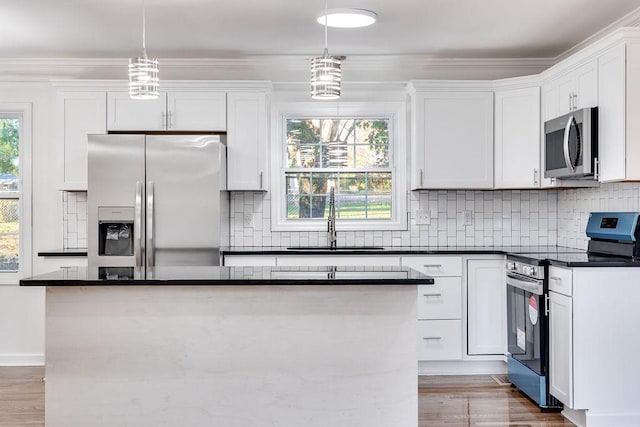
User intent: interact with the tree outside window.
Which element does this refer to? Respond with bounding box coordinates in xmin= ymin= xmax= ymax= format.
xmin=285 ymin=118 xmax=392 ymax=220
xmin=0 ymin=117 xmax=20 ymax=271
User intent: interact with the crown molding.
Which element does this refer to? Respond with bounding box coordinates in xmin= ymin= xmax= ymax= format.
xmin=0 ymin=56 xmax=553 ymax=82
xmin=554 ymin=6 xmax=640 ymax=62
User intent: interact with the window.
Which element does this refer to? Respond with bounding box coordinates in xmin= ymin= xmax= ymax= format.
xmin=0 ymin=104 xmax=31 ymax=282
xmin=271 ymin=102 xmax=406 ymax=231
xmin=0 ymin=115 xmax=20 ymax=272
xmin=286 ymin=118 xmax=392 ymax=220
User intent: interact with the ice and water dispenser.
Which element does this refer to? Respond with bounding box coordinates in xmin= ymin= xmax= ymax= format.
xmin=97 ymin=207 xmax=134 ymax=257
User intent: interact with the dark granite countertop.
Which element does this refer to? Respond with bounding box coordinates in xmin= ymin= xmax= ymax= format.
xmin=38 ymin=248 xmax=88 ymax=257
xmin=19 ymin=265 xmax=434 ymax=286
xmin=221 ymin=245 xmax=583 ymax=256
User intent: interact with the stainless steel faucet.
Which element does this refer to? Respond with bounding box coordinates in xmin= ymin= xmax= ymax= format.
xmin=327 ymin=187 xmax=337 ymax=249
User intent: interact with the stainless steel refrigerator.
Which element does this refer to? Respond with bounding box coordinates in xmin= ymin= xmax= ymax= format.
xmin=87 ymin=134 xmax=228 ymax=276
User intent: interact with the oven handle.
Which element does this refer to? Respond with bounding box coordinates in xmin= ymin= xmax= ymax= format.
xmin=506 ymin=274 xmax=544 ymax=295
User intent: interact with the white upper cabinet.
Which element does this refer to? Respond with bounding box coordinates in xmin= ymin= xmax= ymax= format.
xmin=56 ymin=91 xmax=106 ymax=190
xmin=226 ymin=91 xmax=268 ymax=191
xmin=550 ymin=60 xmax=598 ymax=118
xmin=494 ymin=86 xmax=541 ymax=189
xmin=597 ymin=42 xmax=640 ymax=182
xmin=166 ymin=92 xmax=226 ymax=131
xmin=410 ymin=85 xmax=494 ymax=189
xmin=107 ymin=91 xmax=226 ymax=131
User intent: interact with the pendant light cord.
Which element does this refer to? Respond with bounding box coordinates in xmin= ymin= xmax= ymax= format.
xmin=142 ymin=2 xmax=147 ymax=55
xmin=324 ymin=0 xmax=328 ymax=52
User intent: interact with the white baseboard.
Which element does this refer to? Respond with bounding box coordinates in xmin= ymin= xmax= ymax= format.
xmin=0 ymin=353 xmax=44 ymax=366
xmin=418 ymin=360 xmax=507 ymax=375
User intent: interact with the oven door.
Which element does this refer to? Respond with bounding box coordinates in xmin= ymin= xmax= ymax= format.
xmin=506 ymin=273 xmax=545 ymax=376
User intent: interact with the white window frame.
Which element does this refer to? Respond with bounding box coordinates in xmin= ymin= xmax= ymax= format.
xmin=270 ymin=101 xmax=407 ymax=231
xmin=0 ymin=103 xmax=32 ymax=285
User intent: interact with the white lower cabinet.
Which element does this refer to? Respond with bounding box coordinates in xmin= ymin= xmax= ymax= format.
xmin=549 ymin=290 xmax=573 ymax=407
xmin=402 ymin=256 xmax=463 ymax=361
xmin=223 ymin=255 xmax=277 ymax=266
xmin=275 ymin=255 xmax=400 ymax=267
xmin=417 ymin=320 xmax=463 ymax=361
xmin=417 ymin=278 xmax=461 ymax=320
xmin=466 ymin=259 xmax=506 ymax=355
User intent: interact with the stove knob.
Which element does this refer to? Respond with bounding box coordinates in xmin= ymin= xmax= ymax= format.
xmin=506 ymin=262 xmax=516 ymax=271
xmin=523 ymin=266 xmax=536 ymax=276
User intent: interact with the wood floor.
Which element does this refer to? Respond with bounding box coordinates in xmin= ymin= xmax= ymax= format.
xmin=0 ymin=367 xmax=574 ymax=426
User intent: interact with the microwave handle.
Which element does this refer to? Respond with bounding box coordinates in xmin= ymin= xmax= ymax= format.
xmin=562 ymin=115 xmax=575 ymax=172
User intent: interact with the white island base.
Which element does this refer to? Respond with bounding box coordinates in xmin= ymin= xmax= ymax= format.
xmin=44 ymin=285 xmax=418 ymax=427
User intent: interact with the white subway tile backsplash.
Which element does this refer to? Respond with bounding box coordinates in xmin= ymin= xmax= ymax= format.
xmin=65 ymin=185 xmax=639 ymax=250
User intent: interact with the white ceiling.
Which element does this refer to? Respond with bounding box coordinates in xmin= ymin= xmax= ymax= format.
xmin=2 ymin=0 xmax=640 ymax=59
xmin=2 ymin=0 xmax=640 ymax=82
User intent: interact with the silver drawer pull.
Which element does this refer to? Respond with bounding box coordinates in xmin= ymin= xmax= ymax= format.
xmin=422 ymin=293 xmax=442 ymax=297
xmin=423 ymin=337 xmax=442 ymax=340
xmin=550 ymin=276 xmax=562 ymax=281
xmin=423 ymin=264 xmax=442 ymax=268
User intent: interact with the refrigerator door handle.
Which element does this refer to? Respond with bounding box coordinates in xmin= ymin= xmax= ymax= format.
xmin=134 ymin=181 xmax=143 ymax=267
xmin=147 ymin=181 xmax=155 ymax=267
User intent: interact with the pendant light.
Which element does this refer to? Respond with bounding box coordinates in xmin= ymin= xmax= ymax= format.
xmin=311 ymin=1 xmax=342 ymax=100
xmin=129 ymin=2 xmax=159 ymax=100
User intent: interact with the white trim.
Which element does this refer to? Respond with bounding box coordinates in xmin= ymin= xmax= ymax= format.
xmin=0 ymin=104 xmax=33 ymax=283
xmin=418 ymin=360 xmax=507 ymax=375
xmin=270 ymin=101 xmax=407 ymax=231
xmin=0 ymin=353 xmax=44 ymax=366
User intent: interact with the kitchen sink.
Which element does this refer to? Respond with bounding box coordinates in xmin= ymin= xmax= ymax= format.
xmin=286 ymin=246 xmax=385 ymax=251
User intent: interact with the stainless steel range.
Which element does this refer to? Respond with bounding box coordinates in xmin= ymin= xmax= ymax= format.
xmin=505 ymin=255 xmax=563 ymax=410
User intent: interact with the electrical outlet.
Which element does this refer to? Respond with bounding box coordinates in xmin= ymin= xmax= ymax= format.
xmin=462 ymin=210 xmax=473 ymax=226
xmin=243 ymin=213 xmax=254 ymax=228
xmin=416 ymin=209 xmax=430 ymax=225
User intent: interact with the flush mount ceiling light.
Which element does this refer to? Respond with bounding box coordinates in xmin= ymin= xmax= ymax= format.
xmin=316 ymin=8 xmax=377 ymax=28
xmin=129 ymin=3 xmax=159 ymax=100
xmin=311 ymin=2 xmax=343 ymax=100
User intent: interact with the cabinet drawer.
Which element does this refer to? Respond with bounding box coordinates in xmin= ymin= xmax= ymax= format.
xmin=417 ymin=319 xmax=462 ymax=361
xmin=549 ymin=266 xmax=572 ymax=296
xmin=401 ymin=256 xmax=462 ymax=276
xmin=417 ymin=277 xmax=462 ymax=320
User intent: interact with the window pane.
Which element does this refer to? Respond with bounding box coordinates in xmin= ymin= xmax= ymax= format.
xmin=284 ymin=117 xmax=392 ymax=223
xmin=0 ymin=117 xmax=19 ymax=272
xmin=0 ymin=118 xmax=20 ymax=192
xmin=0 ymin=196 xmax=19 ymax=271
xmin=286 ymin=118 xmax=390 ymax=170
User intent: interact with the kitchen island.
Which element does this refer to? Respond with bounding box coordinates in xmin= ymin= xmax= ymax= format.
xmin=20 ymin=266 xmax=431 ymax=427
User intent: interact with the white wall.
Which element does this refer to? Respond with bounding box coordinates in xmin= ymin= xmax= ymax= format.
xmin=0 ymin=82 xmax=61 ymax=365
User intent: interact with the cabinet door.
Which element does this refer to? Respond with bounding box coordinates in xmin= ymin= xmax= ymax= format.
xmin=598 ymin=44 xmax=626 ymax=182
xmin=223 ymin=255 xmax=277 ymax=266
xmin=494 ymin=87 xmax=541 ymax=189
xmin=57 ymin=91 xmax=106 ymax=190
xmin=466 ymin=259 xmax=506 ymax=355
xmin=276 ymin=255 xmax=400 ymax=267
xmin=417 ymin=91 xmax=494 ymax=189
xmin=166 ymin=91 xmax=226 ymax=131
xmin=557 ymin=74 xmax=575 ymax=116
xmin=107 ymin=91 xmax=166 ymax=131
xmin=549 ymin=291 xmax=573 ymax=408
xmin=227 ymin=92 xmax=268 ymax=191
xmin=575 ymin=60 xmax=598 ymax=109
xmin=542 ymin=80 xmax=560 ymax=122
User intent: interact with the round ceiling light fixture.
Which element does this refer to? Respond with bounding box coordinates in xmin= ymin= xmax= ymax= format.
xmin=316 ymin=8 xmax=377 ymax=28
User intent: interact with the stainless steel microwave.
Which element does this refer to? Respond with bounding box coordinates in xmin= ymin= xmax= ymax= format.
xmin=544 ymin=107 xmax=598 ymax=179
